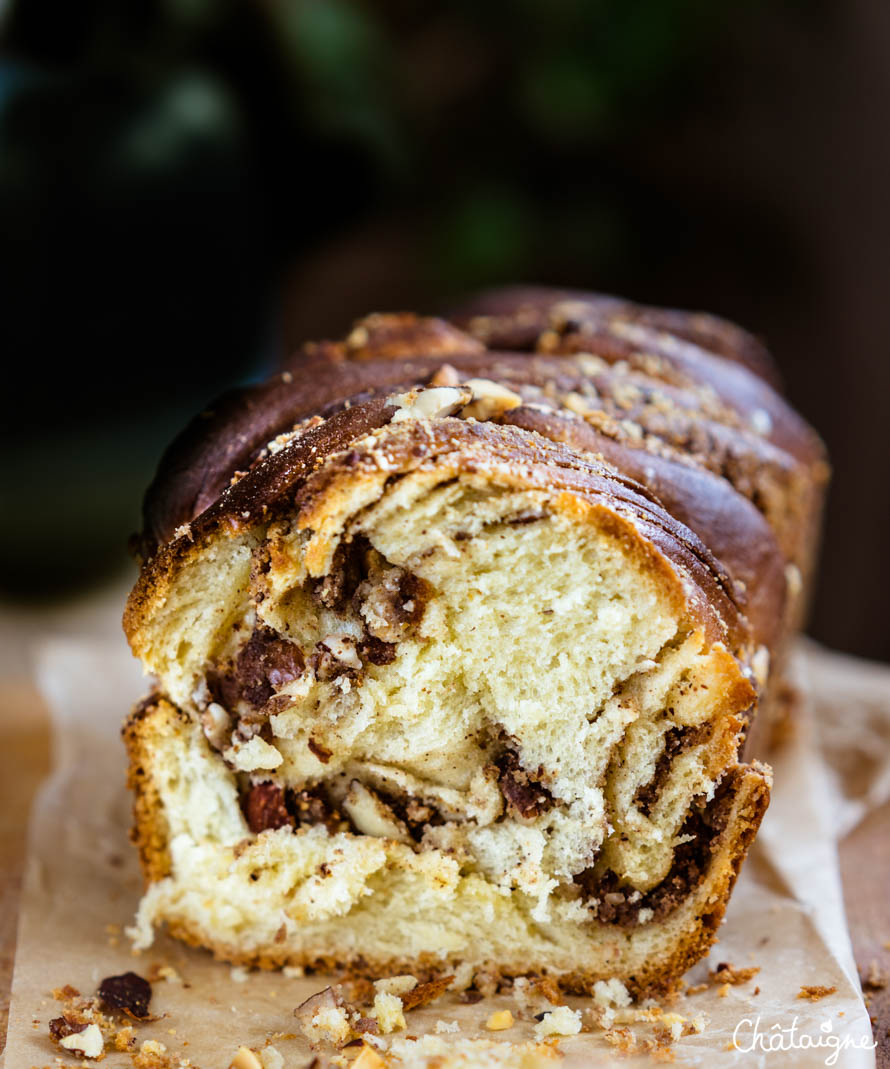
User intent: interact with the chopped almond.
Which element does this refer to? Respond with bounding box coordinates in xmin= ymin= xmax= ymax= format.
xmin=351 ymin=1045 xmax=387 ymax=1068
xmin=230 ymin=1047 xmax=263 ymax=1069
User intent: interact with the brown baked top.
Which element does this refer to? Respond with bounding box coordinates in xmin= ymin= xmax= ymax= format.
xmin=135 ymin=287 xmax=828 ymax=656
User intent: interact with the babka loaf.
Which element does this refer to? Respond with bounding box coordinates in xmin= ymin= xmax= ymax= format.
xmin=123 ymin=287 xmax=827 ymax=997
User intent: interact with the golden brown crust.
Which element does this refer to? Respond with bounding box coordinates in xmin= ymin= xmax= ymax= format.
xmin=122 ymin=695 xmax=175 ymax=884
xmin=137 ymin=296 xmax=825 ymax=571
xmin=500 ymin=403 xmax=787 ymax=652
xmin=447 ymin=285 xmax=782 ymax=388
xmin=131 ymin=294 xmax=826 ymax=698
xmin=125 ymin=412 xmax=753 ymax=666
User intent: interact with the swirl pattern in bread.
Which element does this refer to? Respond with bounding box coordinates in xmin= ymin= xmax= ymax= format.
xmin=123 ymin=288 xmax=826 ymax=996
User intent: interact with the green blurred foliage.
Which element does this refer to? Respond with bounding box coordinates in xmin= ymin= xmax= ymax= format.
xmin=0 ymin=0 xmax=776 ymax=597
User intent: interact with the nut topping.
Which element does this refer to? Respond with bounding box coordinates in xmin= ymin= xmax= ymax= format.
xmin=462 ymin=378 xmax=523 ymax=421
xmin=388 ymin=386 xmax=472 ymax=422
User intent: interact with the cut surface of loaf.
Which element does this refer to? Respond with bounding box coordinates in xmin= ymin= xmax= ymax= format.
xmin=123 ymin=288 xmax=825 ymax=997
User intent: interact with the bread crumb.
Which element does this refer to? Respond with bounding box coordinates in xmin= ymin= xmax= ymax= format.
xmin=448 ymin=963 xmax=475 ymax=992
xmin=134 ymin=1039 xmax=169 ymax=1069
xmin=148 ymin=964 xmax=181 ymax=984
xmin=114 ymin=1027 xmax=137 ymax=1052
xmin=370 ymin=992 xmax=407 ymax=1034
xmin=798 ymin=985 xmax=837 ymax=1002
xmin=311 ymin=1005 xmax=354 ymax=1046
xmin=230 ymin=966 xmax=250 ymax=983
xmin=660 ymin=1013 xmax=685 ymax=1042
xmin=373 ymin=975 xmax=417 ymax=998
xmin=512 ymin=976 xmax=563 ymax=1016
xmin=709 ymin=962 xmax=760 ymax=985
xmin=486 ymin=1010 xmax=514 ymax=1031
xmin=603 ymin=1026 xmax=636 ymax=1052
xmin=589 ymin=977 xmax=632 ymax=1027
xmin=435 ymin=1020 xmax=460 ymax=1034
xmin=592 ymin=978 xmax=631 ymax=1010
xmin=534 ymin=1005 xmax=582 ymax=1038
xmin=402 ymin=976 xmax=454 ymax=1011
xmin=52 ymin=984 xmax=81 ymax=1001
xmin=385 ymin=1034 xmax=559 ymax=1067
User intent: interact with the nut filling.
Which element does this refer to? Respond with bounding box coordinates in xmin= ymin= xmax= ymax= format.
xmin=235 ymin=760 xmax=738 ymax=927
xmin=202 ymin=541 xmax=431 ymax=739
xmin=207 ymin=625 xmax=304 ymax=713
xmin=145 ymin=481 xmax=755 ymax=934
xmin=577 ymin=773 xmax=739 ymax=927
xmin=125 ymin=440 xmax=771 ymax=996
xmin=241 ymin=781 xmax=346 ymax=835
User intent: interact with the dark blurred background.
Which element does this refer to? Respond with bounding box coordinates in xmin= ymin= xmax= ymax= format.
xmin=1 ymin=0 xmax=887 ymax=661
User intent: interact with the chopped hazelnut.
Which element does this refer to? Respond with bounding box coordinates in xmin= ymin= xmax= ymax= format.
xmin=344 ymin=782 xmax=412 ymax=843
xmin=230 ymin=1047 xmax=264 ymax=1069
xmin=202 ymin=702 xmax=231 ymax=750
xmin=351 ymin=1045 xmax=387 ymax=1069
xmin=388 ymin=386 xmax=472 ymax=422
xmin=98 ymin=971 xmax=153 ymax=1019
xmin=462 ymin=378 xmax=523 ymax=421
xmin=429 ymin=364 xmax=461 ymax=387
xmin=259 ymin=1046 xmax=284 ymax=1069
xmin=321 ymin=633 xmax=362 ymax=670
xmin=59 ymin=1023 xmax=104 ymax=1059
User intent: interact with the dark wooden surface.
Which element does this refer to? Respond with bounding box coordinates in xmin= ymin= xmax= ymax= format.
xmin=840 ymin=799 xmax=890 ymax=1065
xmin=0 ymin=682 xmax=50 ymax=1058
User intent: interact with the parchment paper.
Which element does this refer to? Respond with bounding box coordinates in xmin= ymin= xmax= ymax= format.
xmin=4 ymin=635 xmax=885 ymax=1067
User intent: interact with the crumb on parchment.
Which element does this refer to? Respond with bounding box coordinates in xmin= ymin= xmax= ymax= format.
xmin=708 ymin=962 xmax=761 ymax=986
xmin=797 ymin=985 xmax=837 ymax=1002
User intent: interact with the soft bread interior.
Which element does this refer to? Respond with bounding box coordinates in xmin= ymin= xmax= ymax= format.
xmin=127 ymin=699 xmax=768 ymax=995
xmin=126 ymin=467 xmax=765 ymax=991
